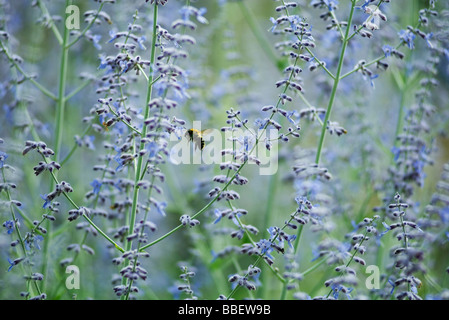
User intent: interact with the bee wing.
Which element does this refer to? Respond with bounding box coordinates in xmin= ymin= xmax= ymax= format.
xmin=195 ymin=141 xmax=201 ymax=150
xmin=193 ymin=137 xmax=204 ymax=150
xmin=201 ymin=129 xmax=214 ymax=136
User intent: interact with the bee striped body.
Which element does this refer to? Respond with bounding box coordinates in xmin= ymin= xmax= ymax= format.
xmin=185 ymin=128 xmax=211 ymax=150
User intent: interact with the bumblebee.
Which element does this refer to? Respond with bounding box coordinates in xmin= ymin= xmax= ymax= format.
xmin=185 ymin=128 xmax=212 ymax=150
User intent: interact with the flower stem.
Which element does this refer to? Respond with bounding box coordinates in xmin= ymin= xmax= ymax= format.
xmin=120 ymin=3 xmax=159 ymax=300
xmin=1 ymin=168 xmax=42 ymax=297
xmin=315 ymin=0 xmax=357 ymax=165
xmin=41 ymin=1 xmax=71 ymax=291
xmin=124 ymin=1 xmax=158 ymax=253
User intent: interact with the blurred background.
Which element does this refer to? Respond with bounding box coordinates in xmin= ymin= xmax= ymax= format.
xmin=0 ymin=0 xmax=448 ymax=299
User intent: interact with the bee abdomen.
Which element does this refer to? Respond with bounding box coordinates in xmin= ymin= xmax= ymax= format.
xmin=201 ymin=139 xmax=205 ymax=150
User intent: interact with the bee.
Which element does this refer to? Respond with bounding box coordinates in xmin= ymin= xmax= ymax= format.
xmin=185 ymin=128 xmax=213 ymax=151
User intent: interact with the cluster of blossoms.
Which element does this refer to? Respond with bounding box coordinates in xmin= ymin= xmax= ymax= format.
xmin=379 ymin=193 xmax=425 ymax=300
xmin=86 ymin=2 xmax=209 ymax=298
xmin=173 ymin=264 xmax=198 ymax=299
xmin=0 ymin=140 xmax=49 ymax=300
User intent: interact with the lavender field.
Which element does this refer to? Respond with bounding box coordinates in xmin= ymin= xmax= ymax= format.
xmin=0 ymin=0 xmax=449 ymax=301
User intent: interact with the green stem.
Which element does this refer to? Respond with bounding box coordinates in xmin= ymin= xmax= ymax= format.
xmin=302 ymin=257 xmax=327 ymax=277
xmin=325 ymin=217 xmax=376 ymax=299
xmin=226 ymin=213 xmax=299 ymax=300
xmin=139 ymin=162 xmax=246 ymax=251
xmin=53 ymin=3 xmax=70 ymax=163
xmin=262 ymin=172 xmax=277 ymax=238
xmin=124 ymin=1 xmax=158 ymax=252
xmin=279 ymin=222 xmax=305 ymax=300
xmin=106 ymin=103 xmax=142 ymax=135
xmin=121 ymin=3 xmax=159 ymax=300
xmin=23 ymin=98 xmax=122 ymax=253
xmin=64 ymin=79 xmax=92 ymax=102
xmin=43 ymin=163 xmax=125 ymax=252
xmin=2 ymin=168 xmax=42 ymax=298
xmin=315 ymin=0 xmax=357 ymax=165
xmin=41 ymin=1 xmax=71 ymax=291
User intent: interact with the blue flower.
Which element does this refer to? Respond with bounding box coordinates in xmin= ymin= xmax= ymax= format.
xmin=112 ymin=121 xmax=127 ymax=136
xmin=359 ymin=0 xmax=370 ymax=10
xmin=256 ymin=239 xmax=274 ymax=260
xmin=382 ymin=45 xmax=394 ymax=57
xmin=210 ymin=250 xmax=219 ymax=262
xmin=196 ymin=8 xmax=208 ymax=24
xmin=369 ymin=74 xmax=379 ymax=88
xmin=287 ymin=15 xmax=302 ymax=31
xmin=0 ymin=83 xmax=6 ymax=99
xmin=25 ymin=235 xmax=43 ymax=251
xmin=387 ymin=279 xmax=396 ymax=296
xmin=424 ymin=32 xmax=433 ymax=48
xmin=119 ymin=60 xmax=129 ymax=74
xmin=3 ymin=104 xmax=13 ymax=122
xmin=284 ymin=234 xmax=297 ymax=249
xmin=137 ymin=35 xmax=147 ymax=50
xmin=40 ymin=194 xmax=51 ymax=209
xmin=243 ymin=136 xmax=249 ymax=152
xmin=113 ymin=146 xmax=124 ymax=172
xmin=439 ymin=207 xmax=449 ymax=224
xmin=98 ymin=54 xmax=108 ymax=69
xmin=269 ymin=17 xmax=278 ymax=33
xmin=155 ymin=201 xmax=167 ymax=216
xmin=380 ymin=221 xmax=391 ymax=238
xmin=6 ymin=257 xmax=23 ymax=272
xmin=3 ymin=220 xmax=14 ymax=234
xmin=168 ymin=283 xmax=182 ymax=299
xmin=350 ymin=220 xmax=358 ymax=232
xmin=85 ymin=135 xmax=96 ymax=150
xmin=286 ymin=110 xmax=297 ymax=125
xmin=323 ymin=0 xmax=339 ymax=11
xmin=268 ymin=226 xmax=296 ymax=249
xmin=92 ymin=34 xmax=102 ymax=50
xmin=398 ymin=29 xmax=416 ymax=49
xmin=331 ymin=284 xmax=353 ymax=300
xmin=180 ymin=6 xmax=208 ymax=24
xmin=90 ymin=179 xmax=102 ymax=195
xmin=213 ymin=208 xmax=223 ymax=224
xmin=0 ymin=151 xmax=8 ymax=168
xmin=255 ymin=118 xmax=268 ymax=130
xmin=7 ymin=258 xmax=15 ymax=272
xmin=108 ymin=29 xmax=119 ymax=43
xmin=337 ymin=242 xmax=351 ymax=254
xmin=391 ymin=146 xmax=400 ymax=162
